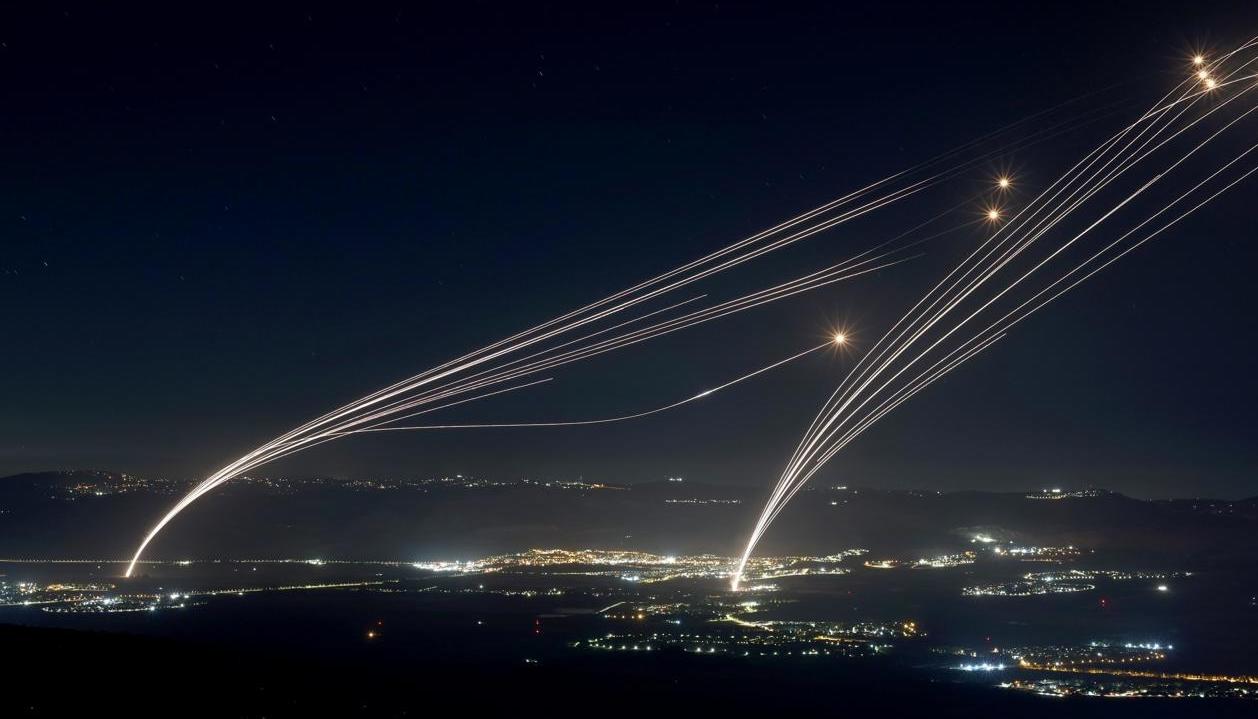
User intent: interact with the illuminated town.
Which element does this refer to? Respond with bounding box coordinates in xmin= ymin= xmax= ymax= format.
xmin=3 ymin=535 xmax=1252 ymax=703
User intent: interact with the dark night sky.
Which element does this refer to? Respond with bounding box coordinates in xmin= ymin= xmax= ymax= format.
xmin=3 ymin=2 xmax=1256 ymax=498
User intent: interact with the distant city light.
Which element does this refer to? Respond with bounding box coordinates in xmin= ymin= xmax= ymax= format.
xmin=957 ymin=662 xmax=1006 ymax=672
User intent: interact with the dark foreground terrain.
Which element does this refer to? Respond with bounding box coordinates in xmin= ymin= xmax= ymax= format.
xmin=5 ymin=622 xmax=1253 ymax=718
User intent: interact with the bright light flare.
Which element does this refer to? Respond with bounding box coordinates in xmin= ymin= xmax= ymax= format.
xmin=1193 ymin=54 xmax=1205 ymax=66
xmin=997 ymin=176 xmax=1011 ymax=190
xmin=986 ymin=207 xmax=1003 ymax=222
xmin=833 ymin=332 xmax=847 ymax=345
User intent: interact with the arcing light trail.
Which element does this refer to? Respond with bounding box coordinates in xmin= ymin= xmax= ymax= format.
xmin=123 ymin=59 xmax=1143 ymax=578
xmin=735 ymin=47 xmax=1258 ymax=587
xmin=732 ymin=38 xmax=1258 ymax=589
xmin=333 ymin=339 xmax=839 ymax=435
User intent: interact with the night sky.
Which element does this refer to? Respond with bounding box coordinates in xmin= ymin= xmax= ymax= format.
xmin=3 ymin=2 xmax=1257 ymax=498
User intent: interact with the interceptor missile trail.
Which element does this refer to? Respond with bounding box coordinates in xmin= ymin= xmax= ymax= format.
xmin=731 ymin=38 xmax=1258 ymax=589
xmin=333 ymin=339 xmax=838 ymax=435
xmin=121 ymin=67 xmax=1144 ymax=577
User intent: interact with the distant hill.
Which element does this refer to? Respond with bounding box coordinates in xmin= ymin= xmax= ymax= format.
xmin=1 ymin=470 xmax=1256 ymax=565
xmin=1 ymin=469 xmax=130 ymax=487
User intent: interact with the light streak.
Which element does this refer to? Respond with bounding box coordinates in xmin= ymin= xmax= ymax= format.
xmin=732 ymin=36 xmax=1258 ymax=589
xmin=334 ymin=340 xmax=834 ymax=434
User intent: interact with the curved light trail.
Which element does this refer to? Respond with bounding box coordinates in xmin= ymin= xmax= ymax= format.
xmin=732 ymin=38 xmax=1258 ymax=589
xmin=335 ymin=339 xmax=839 ymax=435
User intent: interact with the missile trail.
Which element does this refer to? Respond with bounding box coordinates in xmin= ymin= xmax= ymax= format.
xmin=731 ymin=37 xmax=1258 ymax=589
xmin=335 ymin=340 xmax=837 ymax=435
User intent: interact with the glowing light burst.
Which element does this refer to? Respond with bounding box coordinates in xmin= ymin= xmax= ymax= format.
xmin=731 ymin=35 xmax=1258 ymax=590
